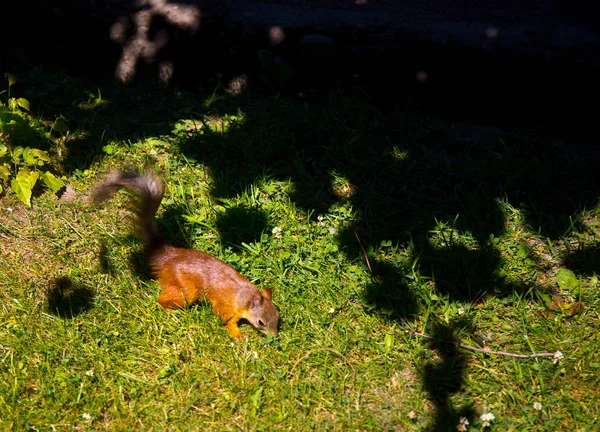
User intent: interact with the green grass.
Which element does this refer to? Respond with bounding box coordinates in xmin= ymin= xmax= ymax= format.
xmin=1 ymin=67 xmax=599 ymax=430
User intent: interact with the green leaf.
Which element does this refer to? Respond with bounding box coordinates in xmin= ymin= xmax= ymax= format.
xmin=0 ymin=144 xmax=7 ymax=157
xmin=12 ymin=146 xmax=24 ymax=159
xmin=384 ymin=332 xmax=394 ymax=348
xmin=102 ymin=144 xmax=115 ymax=155
xmin=32 ymin=149 xmax=51 ymax=162
xmin=22 ymin=147 xmax=36 ymax=165
xmin=17 ymin=98 xmax=30 ymax=112
xmin=5 ymin=73 xmax=17 ymax=86
xmin=10 ymin=170 xmax=36 ymax=206
xmin=41 ymin=171 xmax=65 ymax=193
xmin=51 ymin=116 xmax=69 ymax=133
xmin=556 ymin=268 xmax=579 ymax=290
xmin=249 ymin=386 xmax=263 ymax=409
xmin=0 ymin=164 xmax=10 ymax=182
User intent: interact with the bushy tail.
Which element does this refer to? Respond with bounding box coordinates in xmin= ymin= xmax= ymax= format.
xmin=92 ymin=169 xmax=166 ymax=256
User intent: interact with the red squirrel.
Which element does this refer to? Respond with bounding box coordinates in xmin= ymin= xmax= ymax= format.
xmin=92 ymin=169 xmax=279 ymax=340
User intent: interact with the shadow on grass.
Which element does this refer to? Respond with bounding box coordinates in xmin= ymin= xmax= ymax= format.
xmin=47 ymin=276 xmax=94 ymax=318
xmin=562 ymin=246 xmax=600 ymax=277
xmin=216 ymin=204 xmax=270 ymax=249
xmin=422 ymin=321 xmax=475 ymax=432
xmin=9 ymin=49 xmax=600 ymax=430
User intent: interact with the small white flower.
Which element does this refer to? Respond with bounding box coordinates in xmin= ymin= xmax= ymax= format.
xmin=329 ymin=227 xmax=338 ymax=235
xmin=480 ymin=412 xmax=494 ymax=427
xmin=82 ymin=413 xmax=92 ymax=421
xmin=5 ymin=207 xmax=13 ymax=212
xmin=407 ymin=410 xmax=417 ymax=419
xmin=317 ymin=215 xmax=324 ymax=222
xmin=328 ymin=308 xmax=335 ymax=314
xmin=553 ymin=350 xmax=564 ymax=364
xmin=457 ymin=307 xmax=465 ymax=316
xmin=457 ymin=416 xmax=469 ymax=431
xmin=533 ymin=402 xmax=543 ymax=411
xmin=85 ymin=369 xmax=94 ymax=377
xmin=272 ymin=226 xmax=282 ymax=238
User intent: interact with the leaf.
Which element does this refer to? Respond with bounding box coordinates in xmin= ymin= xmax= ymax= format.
xmin=0 ymin=144 xmax=7 ymax=157
xmin=102 ymin=144 xmax=115 ymax=155
xmin=249 ymin=386 xmax=263 ymax=409
xmin=32 ymin=149 xmax=51 ymax=162
xmin=12 ymin=146 xmax=23 ymax=159
xmin=10 ymin=170 xmax=36 ymax=206
xmin=16 ymin=98 xmax=30 ymax=112
xmin=384 ymin=332 xmax=394 ymax=348
xmin=22 ymin=147 xmax=36 ymax=165
xmin=564 ymin=302 xmax=583 ymax=317
xmin=5 ymin=73 xmax=17 ymax=86
xmin=42 ymin=171 xmax=65 ymax=193
xmin=51 ymin=116 xmax=69 ymax=133
xmin=0 ymin=164 xmax=10 ymax=182
xmin=549 ymin=294 xmax=564 ymax=311
xmin=156 ymin=363 xmax=176 ymax=379
xmin=556 ymin=268 xmax=579 ymax=290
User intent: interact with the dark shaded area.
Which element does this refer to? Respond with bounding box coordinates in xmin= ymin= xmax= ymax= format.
xmin=47 ymin=277 xmax=94 ymax=318
xmin=4 ymin=2 xmax=599 ymax=429
xmin=421 ymin=321 xmax=475 ymax=431
xmin=563 ymin=247 xmax=600 ymax=277
xmin=216 ymin=205 xmax=270 ymax=248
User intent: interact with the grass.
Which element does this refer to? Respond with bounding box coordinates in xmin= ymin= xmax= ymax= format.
xmin=1 ymin=66 xmax=599 ymax=431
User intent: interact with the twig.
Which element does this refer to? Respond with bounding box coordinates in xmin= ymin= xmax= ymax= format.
xmin=289 ymin=348 xmax=356 ymax=378
xmin=353 ymin=229 xmax=372 ymax=273
xmin=353 ymin=230 xmax=559 ymax=359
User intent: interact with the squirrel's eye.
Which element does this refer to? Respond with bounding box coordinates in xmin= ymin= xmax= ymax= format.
xmin=258 ymin=320 xmax=265 ymax=327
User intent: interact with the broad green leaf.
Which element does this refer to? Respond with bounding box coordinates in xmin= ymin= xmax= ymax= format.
xmin=22 ymin=147 xmax=36 ymax=165
xmin=11 ymin=170 xmax=35 ymax=206
xmin=0 ymin=164 xmax=10 ymax=182
xmin=556 ymin=268 xmax=579 ymax=290
xmin=32 ymin=149 xmax=51 ymax=161
xmin=5 ymin=73 xmax=17 ymax=86
xmin=12 ymin=146 xmax=24 ymax=158
xmin=0 ymin=144 xmax=7 ymax=157
xmin=17 ymin=98 xmax=30 ymax=112
xmin=41 ymin=171 xmax=65 ymax=193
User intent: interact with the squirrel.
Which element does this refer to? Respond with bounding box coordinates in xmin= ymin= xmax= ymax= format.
xmin=92 ymin=168 xmax=279 ymax=340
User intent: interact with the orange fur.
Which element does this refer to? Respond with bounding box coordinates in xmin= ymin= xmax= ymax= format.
xmin=93 ymin=169 xmax=280 ymax=340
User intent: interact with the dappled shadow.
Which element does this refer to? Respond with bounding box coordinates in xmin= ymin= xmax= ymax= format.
xmin=421 ymin=321 xmax=475 ymax=432
xmin=47 ymin=277 xmax=94 ymax=318
xmin=216 ymin=205 xmax=270 ymax=249
xmin=4 ymin=9 xmax=600 ymax=428
xmin=563 ymin=246 xmax=600 ymax=277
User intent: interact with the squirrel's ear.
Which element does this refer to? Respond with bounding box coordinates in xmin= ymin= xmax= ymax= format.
xmin=262 ymin=288 xmax=272 ymax=300
xmin=251 ymin=293 xmax=263 ymax=308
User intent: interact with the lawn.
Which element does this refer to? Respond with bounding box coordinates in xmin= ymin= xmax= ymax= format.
xmin=1 ymin=67 xmax=599 ymax=431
